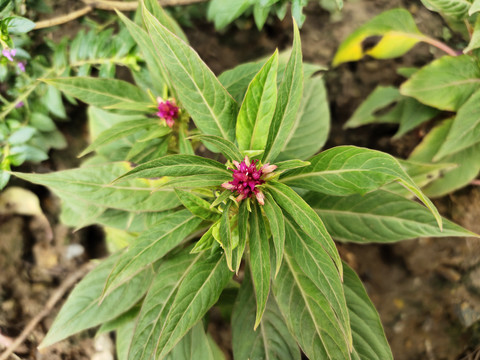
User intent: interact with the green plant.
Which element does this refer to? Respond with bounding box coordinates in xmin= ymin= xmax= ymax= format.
xmin=334 ymin=4 xmax=480 ymax=197
xmin=11 ymin=1 xmax=478 ymax=359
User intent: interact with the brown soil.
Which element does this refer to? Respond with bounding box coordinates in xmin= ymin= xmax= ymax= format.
xmin=1 ymin=1 xmax=479 ymax=359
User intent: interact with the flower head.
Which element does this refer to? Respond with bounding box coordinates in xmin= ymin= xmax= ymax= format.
xmin=15 ymin=101 xmax=24 ymax=108
xmin=17 ymin=61 xmax=26 ymax=72
xmin=222 ymin=156 xmax=277 ymax=205
xmin=156 ymin=97 xmax=179 ymax=128
xmin=2 ymin=48 xmax=16 ymax=62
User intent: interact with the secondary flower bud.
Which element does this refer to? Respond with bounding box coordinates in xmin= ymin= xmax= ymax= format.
xmin=156 ymin=97 xmax=179 ymax=128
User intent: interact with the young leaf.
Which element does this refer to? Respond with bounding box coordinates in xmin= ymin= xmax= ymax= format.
xmin=263 ymin=21 xmax=303 ymax=163
xmin=273 ymin=244 xmax=351 ymax=359
xmin=219 ymin=61 xmax=265 ymax=103
xmin=13 ymin=162 xmax=181 ymax=212
xmin=189 ymin=134 xmax=243 ymax=162
xmin=306 ymin=190 xmax=478 ymax=243
xmin=116 ymin=154 xmax=230 ymax=182
xmin=130 ymin=251 xmax=232 ymax=360
xmin=435 ymin=89 xmax=480 ymax=160
xmin=342 ymin=262 xmax=393 ymax=359
xmin=333 ymin=9 xmax=424 ymax=66
xmin=220 ymin=201 xmax=234 ymax=270
xmin=232 ymin=267 xmax=300 ymax=360
xmin=266 ymin=181 xmax=343 ymax=276
xmin=103 ymin=210 xmax=202 ymax=297
xmin=400 ymin=55 xmax=480 ymax=111
xmin=41 ymin=77 xmax=151 ymax=111
xmin=276 ymin=76 xmax=330 ymax=161
xmin=236 ymin=51 xmax=279 ymax=151
xmin=249 ymin=203 xmax=271 ymax=329
xmin=40 ymin=254 xmax=154 ymax=348
xmin=160 ymin=174 xmax=230 ymax=189
xmin=263 ymin=192 xmax=285 ymax=277
xmin=235 ymin=200 xmax=249 ymax=273
xmin=280 ymin=146 xmax=442 ymax=229
xmin=175 ymin=189 xmax=220 ymax=221
xmin=191 ymin=226 xmax=216 ymax=254
xmin=142 ymin=4 xmax=238 ymax=143
xmin=421 ymin=0 xmax=471 ymax=20
xmin=142 ymin=0 xmax=188 ymax=43
xmin=207 ymin=0 xmax=253 ymax=30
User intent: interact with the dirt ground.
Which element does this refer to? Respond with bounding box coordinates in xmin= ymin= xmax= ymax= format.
xmin=1 ymin=0 xmax=480 ymax=359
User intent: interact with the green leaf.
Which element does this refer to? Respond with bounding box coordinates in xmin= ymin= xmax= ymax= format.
xmin=400 ymin=55 xmax=480 ymax=111
xmin=306 ymin=190 xmax=478 ymax=243
xmin=7 ymin=16 xmax=35 ymax=33
xmin=275 ymin=159 xmax=311 ymax=172
xmin=235 ymin=200 xmax=249 ymax=273
xmin=410 ymin=119 xmax=480 ymax=197
xmin=291 ymin=0 xmax=308 ymax=26
xmin=79 ymin=118 xmax=162 ymax=157
xmin=421 ymin=0 xmax=471 ymax=20
xmin=189 ymin=134 xmax=243 ymax=162
xmin=263 ymin=192 xmax=285 ymax=277
xmin=391 ymin=98 xmax=440 ymax=138
xmin=219 ymin=61 xmax=264 ymax=103
xmin=465 ymin=15 xmax=480 ymax=53
xmin=130 ymin=251 xmax=232 ymax=359
xmin=8 ymin=126 xmax=36 ymax=144
xmin=30 ymin=113 xmax=56 ymax=132
xmin=232 ymin=267 xmax=300 ymax=360
xmin=220 ymin=201 xmax=234 ymax=271
xmin=39 ymin=255 xmax=154 ymax=348
xmin=279 ymin=146 xmax=442 ymax=229
xmin=13 ymin=162 xmax=180 ymax=212
xmin=343 ymin=262 xmax=393 ymax=360
xmin=207 ymin=0 xmax=253 ymax=30
xmin=175 ymin=189 xmax=220 ymax=221
xmin=116 ymin=154 xmax=230 ymax=182
xmin=435 ymin=89 xmax=480 ymax=159
xmin=160 ymin=174 xmax=230 ymax=189
xmin=191 ymin=226 xmax=216 ymax=254
xmin=103 ymin=210 xmax=202 ymax=297
xmin=276 ymin=76 xmax=330 ymax=161
xmin=143 ymin=0 xmax=188 ymax=43
xmin=266 ymin=181 xmax=343 ymax=276
xmin=333 ymin=9 xmax=424 ymax=66
xmin=236 ymin=51 xmax=278 ymax=151
xmin=273 ymin=243 xmax=351 ymax=359
xmin=344 ymin=86 xmax=401 ymax=128
xmin=116 ymin=313 xmax=137 ymax=360
xmin=470 ymin=0 xmax=480 ymax=15
xmin=143 ymin=5 xmax=238 ymax=143
xmin=249 ymin=203 xmax=271 ymax=329
xmin=263 ymin=22 xmax=303 ymax=163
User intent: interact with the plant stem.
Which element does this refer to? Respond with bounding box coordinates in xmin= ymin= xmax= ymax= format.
xmin=420 ymin=35 xmax=458 ymax=56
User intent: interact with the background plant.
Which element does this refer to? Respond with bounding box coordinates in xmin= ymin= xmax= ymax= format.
xmin=333 ymin=2 xmax=480 ymax=197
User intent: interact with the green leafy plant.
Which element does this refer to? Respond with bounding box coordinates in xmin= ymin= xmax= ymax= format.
xmin=12 ymin=1 xmax=478 ymax=359
xmin=334 ymin=5 xmax=480 ymax=197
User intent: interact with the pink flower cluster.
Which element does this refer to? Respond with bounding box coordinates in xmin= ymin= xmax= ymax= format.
xmin=1 ymin=48 xmax=25 ymax=72
xmin=222 ymin=156 xmax=277 ymax=205
xmin=156 ymin=97 xmax=179 ymax=128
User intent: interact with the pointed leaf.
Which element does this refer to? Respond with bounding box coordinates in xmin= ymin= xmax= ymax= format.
xmin=343 ymin=262 xmax=393 ymax=360
xmin=190 ymin=134 xmax=243 ymax=162
xmin=143 ymin=5 xmax=238 ymax=143
xmin=40 ymin=255 xmax=154 ymax=348
xmin=166 ymin=323 xmax=223 ymax=360
xmin=13 ymin=162 xmax=180 ymax=212
xmin=400 ymin=55 xmax=480 ymax=111
xmin=161 ymin=174 xmax=231 ymax=189
xmin=280 ymin=146 xmax=442 ymax=229
xmin=307 ymin=190 xmax=478 ymax=243
xmin=235 ymin=200 xmax=249 ymax=273
xmin=333 ymin=9 xmax=423 ymax=66
xmin=276 ymin=76 xmax=330 ymax=161
xmin=42 ymin=77 xmax=151 ymax=111
xmin=207 ymin=0 xmax=253 ymax=30
xmin=249 ymin=203 xmax=271 ymax=329
xmin=220 ymin=201 xmax=234 ymax=270
xmin=116 ymin=154 xmax=230 ymax=182
xmin=104 ymin=210 xmax=202 ymax=297
xmin=263 ymin=192 xmax=285 ymax=277
xmin=175 ymin=189 xmax=220 ymax=221
xmin=232 ymin=267 xmax=300 ymax=360
xmin=236 ymin=51 xmax=278 ymax=151
xmin=219 ymin=61 xmax=265 ymax=103
xmin=266 ymin=181 xmax=343 ymax=276
xmin=143 ymin=0 xmax=188 ymax=43
xmin=263 ymin=22 xmax=304 ymax=162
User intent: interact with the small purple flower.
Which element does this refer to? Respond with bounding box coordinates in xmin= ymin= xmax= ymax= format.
xmin=15 ymin=101 xmax=24 ymax=108
xmin=17 ymin=61 xmax=26 ymax=72
xmin=2 ymin=48 xmax=16 ymax=62
xmin=156 ymin=97 xmax=179 ymax=128
xmin=222 ymin=156 xmax=277 ymax=205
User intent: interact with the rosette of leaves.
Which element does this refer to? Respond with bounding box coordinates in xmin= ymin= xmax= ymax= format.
xmin=207 ymin=0 xmax=344 ymax=30
xmin=13 ymin=1 xmax=478 ymax=359
xmin=333 ymin=6 xmax=480 ymax=197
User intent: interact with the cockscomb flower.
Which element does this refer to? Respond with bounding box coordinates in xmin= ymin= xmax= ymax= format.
xmin=222 ymin=156 xmax=277 ymax=205
xmin=2 ymin=48 xmax=16 ymax=62
xmin=156 ymin=97 xmax=179 ymax=128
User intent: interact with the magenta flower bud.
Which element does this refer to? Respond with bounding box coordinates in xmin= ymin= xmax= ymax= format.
xmin=17 ymin=61 xmax=26 ymax=72
xmin=223 ymin=156 xmax=276 ymax=205
xmin=156 ymin=97 xmax=179 ymax=128
xmin=15 ymin=101 xmax=24 ymax=108
xmin=2 ymin=48 xmax=16 ymax=62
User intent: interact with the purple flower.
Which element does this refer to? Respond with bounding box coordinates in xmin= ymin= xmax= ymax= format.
xmin=15 ymin=101 xmax=24 ymax=108
xmin=156 ymin=97 xmax=179 ymax=128
xmin=2 ymin=48 xmax=16 ymax=62
xmin=17 ymin=61 xmax=26 ymax=72
xmin=222 ymin=156 xmax=277 ymax=205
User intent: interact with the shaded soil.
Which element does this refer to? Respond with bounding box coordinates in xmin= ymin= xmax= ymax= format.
xmin=1 ymin=0 xmax=480 ymax=359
